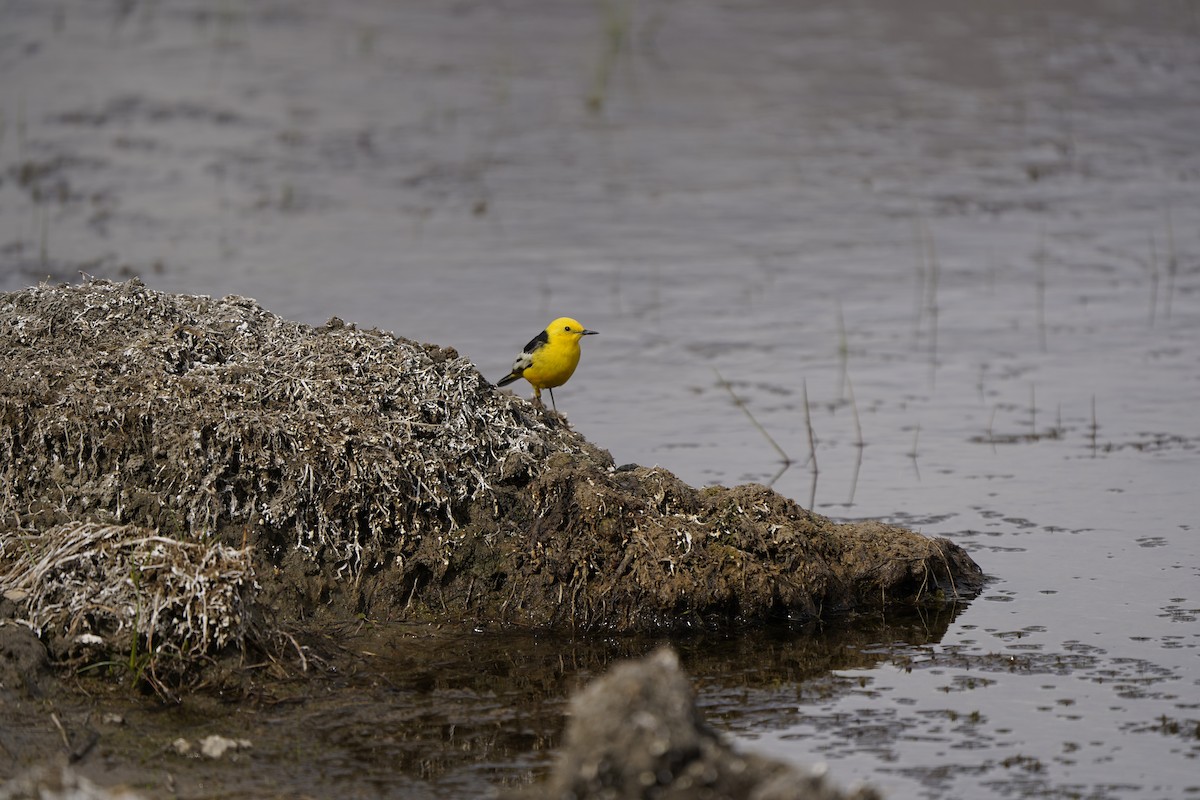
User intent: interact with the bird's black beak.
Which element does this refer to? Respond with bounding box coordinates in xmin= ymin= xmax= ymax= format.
xmin=582 ymin=329 xmax=598 ymax=336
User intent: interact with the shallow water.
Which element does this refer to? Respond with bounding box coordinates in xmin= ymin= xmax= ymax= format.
xmin=2 ymin=0 xmax=1198 ymax=797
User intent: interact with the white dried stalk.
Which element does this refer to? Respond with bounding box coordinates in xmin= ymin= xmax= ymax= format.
xmin=0 ymin=522 xmax=255 ymax=659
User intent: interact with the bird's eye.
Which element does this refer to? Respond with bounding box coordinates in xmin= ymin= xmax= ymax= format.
xmin=564 ymin=325 xmax=573 ymax=331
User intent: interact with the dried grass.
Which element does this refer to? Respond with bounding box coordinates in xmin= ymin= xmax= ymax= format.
xmin=0 ymin=522 xmax=252 ymax=665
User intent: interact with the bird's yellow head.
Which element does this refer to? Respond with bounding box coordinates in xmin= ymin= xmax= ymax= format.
xmin=546 ymin=317 xmax=598 ymax=343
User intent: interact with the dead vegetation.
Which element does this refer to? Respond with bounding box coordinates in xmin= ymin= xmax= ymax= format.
xmin=0 ymin=279 xmax=983 ymax=689
xmin=1 ymin=522 xmax=253 ymax=683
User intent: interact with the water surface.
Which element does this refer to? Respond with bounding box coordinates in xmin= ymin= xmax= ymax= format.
xmin=1 ymin=1 xmax=1197 ymax=797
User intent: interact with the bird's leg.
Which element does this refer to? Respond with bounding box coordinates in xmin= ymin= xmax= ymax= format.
xmin=548 ymin=387 xmax=558 ymax=413
xmin=532 ymin=387 xmax=544 ymax=408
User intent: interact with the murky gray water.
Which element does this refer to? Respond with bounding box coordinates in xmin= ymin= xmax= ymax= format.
xmin=3 ymin=1 xmax=1198 ymax=797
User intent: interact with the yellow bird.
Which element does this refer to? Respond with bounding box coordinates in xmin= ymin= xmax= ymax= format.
xmin=497 ymin=316 xmax=598 ymax=411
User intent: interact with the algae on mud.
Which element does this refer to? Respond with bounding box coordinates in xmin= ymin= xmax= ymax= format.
xmin=0 ymin=279 xmax=983 ymax=685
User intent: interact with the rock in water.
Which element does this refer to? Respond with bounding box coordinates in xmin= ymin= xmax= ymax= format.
xmin=517 ymin=647 xmax=882 ymax=800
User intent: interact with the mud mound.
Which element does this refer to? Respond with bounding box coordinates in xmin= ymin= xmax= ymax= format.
xmin=0 ymin=619 xmax=49 ymax=697
xmin=512 ymin=647 xmax=881 ymax=800
xmin=0 ymin=279 xmax=982 ymax=685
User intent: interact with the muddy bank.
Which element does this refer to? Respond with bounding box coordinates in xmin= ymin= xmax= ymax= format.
xmin=0 ymin=642 xmax=888 ymax=800
xmin=0 ymin=279 xmax=982 ymax=688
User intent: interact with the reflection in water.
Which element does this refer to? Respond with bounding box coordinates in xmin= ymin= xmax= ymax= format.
xmin=198 ymin=610 xmax=971 ymax=797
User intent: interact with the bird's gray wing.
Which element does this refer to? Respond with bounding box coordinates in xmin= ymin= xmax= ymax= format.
xmin=496 ymin=329 xmax=548 ymax=385
xmin=522 ymin=329 xmax=549 ymax=354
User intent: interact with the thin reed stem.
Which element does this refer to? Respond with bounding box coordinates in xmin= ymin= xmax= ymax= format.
xmin=714 ymin=368 xmax=791 ymax=466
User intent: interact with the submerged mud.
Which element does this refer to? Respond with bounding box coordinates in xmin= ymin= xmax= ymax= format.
xmin=0 ymin=279 xmax=981 ymax=689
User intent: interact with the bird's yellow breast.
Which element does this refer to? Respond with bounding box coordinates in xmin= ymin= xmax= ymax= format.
xmin=522 ymin=338 xmax=581 ymax=390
